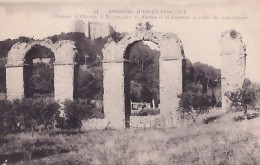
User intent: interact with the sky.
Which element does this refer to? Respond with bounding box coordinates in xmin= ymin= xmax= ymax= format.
xmin=0 ymin=0 xmax=260 ymax=82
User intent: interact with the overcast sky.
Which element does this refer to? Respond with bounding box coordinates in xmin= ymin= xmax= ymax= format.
xmin=0 ymin=0 xmax=260 ymax=82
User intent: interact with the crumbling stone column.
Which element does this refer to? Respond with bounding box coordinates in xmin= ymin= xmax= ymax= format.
xmin=160 ymin=39 xmax=183 ymax=127
xmin=220 ymin=30 xmax=246 ymax=110
xmin=6 ymin=66 xmax=24 ymax=100
xmin=160 ymin=59 xmax=182 ymax=127
xmin=54 ymin=64 xmax=74 ymax=102
xmin=103 ymin=60 xmax=125 ymax=129
xmin=54 ymin=40 xmax=77 ymax=102
xmin=5 ymin=42 xmax=28 ymax=100
xmin=102 ymin=40 xmax=126 ymax=129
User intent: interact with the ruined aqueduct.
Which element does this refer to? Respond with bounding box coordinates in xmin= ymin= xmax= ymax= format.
xmin=5 ymin=24 xmax=247 ymax=128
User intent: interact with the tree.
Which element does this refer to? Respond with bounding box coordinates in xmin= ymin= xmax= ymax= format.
xmin=0 ymin=100 xmax=12 ymax=139
xmin=57 ymin=100 xmax=93 ymax=131
xmin=225 ymin=78 xmax=259 ymax=118
xmin=9 ymin=98 xmax=60 ymax=136
xmin=211 ymin=90 xmax=217 ymax=107
xmin=178 ymin=83 xmax=212 ymax=122
xmin=140 ymin=85 xmax=153 ymax=103
xmin=127 ymin=41 xmax=160 ymax=103
xmin=76 ymin=67 xmax=103 ymax=100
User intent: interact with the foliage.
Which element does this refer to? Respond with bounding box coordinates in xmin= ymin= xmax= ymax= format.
xmin=178 ymin=83 xmax=212 ymax=122
xmin=40 ymin=99 xmax=61 ymax=129
xmin=76 ymin=67 xmax=103 ymax=100
xmin=225 ymin=78 xmax=259 ymax=116
xmin=0 ymin=98 xmax=105 ymax=136
xmin=13 ymin=98 xmax=60 ymax=135
xmin=0 ymin=100 xmax=12 ymax=138
xmin=185 ymin=62 xmax=221 ymax=95
xmin=28 ymin=64 xmax=54 ymax=96
xmin=56 ymin=100 xmax=95 ymax=131
xmin=110 ymin=31 xmax=125 ymax=43
xmin=48 ymin=32 xmax=119 ymax=66
xmin=140 ymin=86 xmax=153 ymax=103
xmin=23 ymin=45 xmax=55 ymax=97
xmin=127 ymin=41 xmax=160 ymax=104
xmin=0 ymin=59 xmax=6 ymax=93
xmin=192 ymin=62 xmax=221 ymax=83
xmin=0 ymin=98 xmax=60 ymax=137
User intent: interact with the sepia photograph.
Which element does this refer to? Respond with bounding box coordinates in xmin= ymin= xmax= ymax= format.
xmin=0 ymin=0 xmax=260 ymax=164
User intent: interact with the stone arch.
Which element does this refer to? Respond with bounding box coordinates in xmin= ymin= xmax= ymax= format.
xmin=102 ymin=23 xmax=185 ymax=128
xmin=6 ymin=38 xmax=77 ymax=101
xmin=23 ymin=44 xmax=55 ymax=98
xmin=122 ymin=40 xmax=161 ymax=128
xmin=6 ymin=39 xmax=76 ymax=67
xmin=220 ymin=30 xmax=247 ymax=110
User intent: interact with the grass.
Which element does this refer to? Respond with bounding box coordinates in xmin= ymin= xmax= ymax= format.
xmin=1 ymin=110 xmax=260 ymax=164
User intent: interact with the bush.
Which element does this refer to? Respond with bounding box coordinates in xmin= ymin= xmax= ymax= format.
xmin=178 ymin=91 xmax=212 ymax=122
xmin=1 ymin=98 xmax=105 ymax=135
xmin=39 ymin=99 xmax=61 ymax=130
xmin=56 ymin=100 xmax=95 ymax=131
xmin=0 ymin=100 xmax=12 ymax=138
xmin=225 ymin=78 xmax=259 ymax=117
xmin=6 ymin=98 xmax=60 ymax=136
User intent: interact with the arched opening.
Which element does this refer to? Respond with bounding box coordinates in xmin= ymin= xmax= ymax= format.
xmin=24 ymin=45 xmax=55 ymax=98
xmin=124 ymin=40 xmax=160 ymax=128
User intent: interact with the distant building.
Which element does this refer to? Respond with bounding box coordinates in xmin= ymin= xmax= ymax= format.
xmin=33 ymin=58 xmax=51 ymax=64
xmin=88 ymin=22 xmax=111 ymax=39
xmin=75 ymin=20 xmax=86 ymax=34
xmin=74 ymin=20 xmax=113 ymax=39
xmin=131 ymin=101 xmax=151 ymax=115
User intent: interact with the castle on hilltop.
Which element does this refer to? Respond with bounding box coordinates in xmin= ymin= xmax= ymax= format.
xmin=74 ymin=20 xmax=114 ymax=39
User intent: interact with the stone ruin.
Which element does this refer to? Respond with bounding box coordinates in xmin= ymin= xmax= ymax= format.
xmin=220 ymin=30 xmax=247 ymax=110
xmin=4 ymin=24 xmax=247 ymax=129
xmin=6 ymin=38 xmax=77 ymax=102
xmin=102 ymin=22 xmax=184 ymax=128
